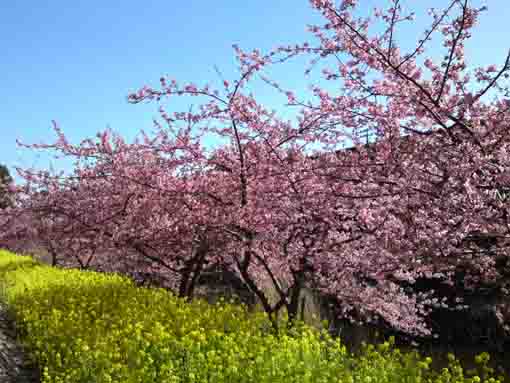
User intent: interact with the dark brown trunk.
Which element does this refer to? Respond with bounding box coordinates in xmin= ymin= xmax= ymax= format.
xmin=286 ymin=272 xmax=304 ymax=326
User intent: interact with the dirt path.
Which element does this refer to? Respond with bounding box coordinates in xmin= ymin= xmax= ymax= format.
xmin=0 ymin=303 xmax=39 ymax=383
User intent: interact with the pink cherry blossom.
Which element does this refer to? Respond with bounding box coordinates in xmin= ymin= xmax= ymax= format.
xmin=3 ymin=0 xmax=509 ymax=337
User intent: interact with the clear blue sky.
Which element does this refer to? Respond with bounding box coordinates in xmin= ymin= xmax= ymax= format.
xmin=1 ymin=1 xmax=509 ymax=179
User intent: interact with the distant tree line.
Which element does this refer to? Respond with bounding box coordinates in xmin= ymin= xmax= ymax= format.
xmin=0 ymin=164 xmax=13 ymax=209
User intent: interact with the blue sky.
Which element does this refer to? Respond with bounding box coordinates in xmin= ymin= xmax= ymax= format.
xmin=1 ymin=0 xmax=509 ymax=179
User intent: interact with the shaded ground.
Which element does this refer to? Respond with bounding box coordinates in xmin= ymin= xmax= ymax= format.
xmin=0 ymin=303 xmax=39 ymax=383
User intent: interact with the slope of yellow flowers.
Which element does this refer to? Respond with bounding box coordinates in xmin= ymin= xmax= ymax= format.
xmin=0 ymin=250 xmax=503 ymax=383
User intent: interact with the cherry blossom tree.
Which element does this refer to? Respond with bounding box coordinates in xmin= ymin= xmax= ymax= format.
xmin=5 ymin=0 xmax=510 ymax=336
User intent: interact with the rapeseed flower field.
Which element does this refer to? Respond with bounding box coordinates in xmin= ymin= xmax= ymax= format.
xmin=0 ymin=250 xmax=503 ymax=383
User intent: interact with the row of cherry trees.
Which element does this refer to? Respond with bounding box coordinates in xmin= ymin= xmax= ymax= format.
xmin=1 ymin=0 xmax=509 ymax=336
